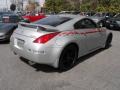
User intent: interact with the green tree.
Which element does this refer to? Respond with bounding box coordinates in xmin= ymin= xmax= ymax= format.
xmin=97 ymin=0 xmax=120 ymax=12
xmin=26 ymin=0 xmax=40 ymax=12
xmin=45 ymin=0 xmax=83 ymax=12
xmin=82 ymin=0 xmax=120 ymax=13
xmin=45 ymin=0 xmax=120 ymax=13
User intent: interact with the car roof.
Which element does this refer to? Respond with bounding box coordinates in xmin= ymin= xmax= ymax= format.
xmin=32 ymin=15 xmax=87 ymax=31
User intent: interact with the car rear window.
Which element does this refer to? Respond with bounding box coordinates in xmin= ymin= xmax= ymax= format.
xmin=34 ymin=16 xmax=72 ymax=27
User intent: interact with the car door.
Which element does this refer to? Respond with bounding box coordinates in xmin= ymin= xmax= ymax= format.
xmin=74 ymin=18 xmax=102 ymax=53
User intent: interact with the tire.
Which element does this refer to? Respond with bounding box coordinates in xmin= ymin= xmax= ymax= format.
xmin=105 ymin=34 xmax=113 ymax=49
xmin=59 ymin=44 xmax=78 ymax=71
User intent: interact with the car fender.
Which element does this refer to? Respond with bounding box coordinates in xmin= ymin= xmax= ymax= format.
xmin=54 ymin=40 xmax=79 ymax=68
xmin=102 ymin=28 xmax=113 ymax=47
xmin=106 ymin=29 xmax=112 ymax=38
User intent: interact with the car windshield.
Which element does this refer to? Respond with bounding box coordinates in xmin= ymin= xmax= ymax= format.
xmin=94 ymin=13 xmax=106 ymax=17
xmin=59 ymin=11 xmax=71 ymax=14
xmin=115 ymin=14 xmax=120 ymax=18
xmin=34 ymin=16 xmax=72 ymax=27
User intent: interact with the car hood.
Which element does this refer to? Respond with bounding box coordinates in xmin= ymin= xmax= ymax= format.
xmin=0 ymin=23 xmax=17 ymax=33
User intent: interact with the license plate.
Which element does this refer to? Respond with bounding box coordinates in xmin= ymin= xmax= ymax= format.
xmin=17 ymin=39 xmax=25 ymax=48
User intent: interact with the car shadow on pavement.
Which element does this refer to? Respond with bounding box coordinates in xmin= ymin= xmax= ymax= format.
xmin=20 ymin=46 xmax=111 ymax=73
xmin=74 ymin=48 xmax=105 ymax=67
xmin=74 ymin=45 xmax=112 ymax=68
xmin=20 ymin=57 xmax=58 ymax=73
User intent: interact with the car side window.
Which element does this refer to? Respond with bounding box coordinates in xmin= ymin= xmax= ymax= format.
xmin=74 ymin=19 xmax=97 ymax=29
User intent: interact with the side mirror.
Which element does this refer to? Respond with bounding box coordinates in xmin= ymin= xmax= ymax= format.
xmin=98 ymin=22 xmax=103 ymax=28
xmin=100 ymin=23 xmax=103 ymax=27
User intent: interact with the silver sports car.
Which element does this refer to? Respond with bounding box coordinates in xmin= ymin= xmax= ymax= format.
xmin=10 ymin=15 xmax=113 ymax=70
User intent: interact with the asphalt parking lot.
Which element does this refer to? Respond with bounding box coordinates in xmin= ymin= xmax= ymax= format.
xmin=0 ymin=30 xmax=120 ymax=90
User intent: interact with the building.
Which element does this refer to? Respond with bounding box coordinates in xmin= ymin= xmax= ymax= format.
xmin=11 ymin=0 xmax=45 ymax=11
xmin=38 ymin=0 xmax=45 ymax=7
xmin=0 ymin=0 xmax=45 ymax=11
xmin=0 ymin=0 xmax=11 ymax=11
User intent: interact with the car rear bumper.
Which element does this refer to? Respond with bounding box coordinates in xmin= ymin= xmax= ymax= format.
xmin=10 ymin=40 xmax=62 ymax=68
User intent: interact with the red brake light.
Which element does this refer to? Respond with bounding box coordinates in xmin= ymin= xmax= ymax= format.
xmin=33 ymin=32 xmax=60 ymax=44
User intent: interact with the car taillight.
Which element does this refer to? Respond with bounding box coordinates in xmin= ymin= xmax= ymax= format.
xmin=33 ymin=32 xmax=60 ymax=44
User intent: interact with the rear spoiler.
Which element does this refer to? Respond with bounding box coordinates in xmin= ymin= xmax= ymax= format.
xmin=19 ymin=22 xmax=43 ymax=28
xmin=19 ymin=22 xmax=58 ymax=32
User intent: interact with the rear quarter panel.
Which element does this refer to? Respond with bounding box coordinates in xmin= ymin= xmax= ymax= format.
xmin=55 ymin=31 xmax=88 ymax=58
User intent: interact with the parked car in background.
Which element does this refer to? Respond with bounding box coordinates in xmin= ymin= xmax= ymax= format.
xmin=46 ymin=11 xmax=57 ymax=16
xmin=59 ymin=11 xmax=80 ymax=15
xmin=0 ymin=14 xmax=26 ymax=41
xmin=10 ymin=15 xmax=112 ymax=71
xmin=85 ymin=12 xmax=96 ymax=16
xmin=22 ymin=13 xmax=46 ymax=22
xmin=0 ymin=11 xmax=13 ymax=22
xmin=88 ymin=12 xmax=116 ymax=27
xmin=0 ymin=11 xmax=13 ymax=15
xmin=2 ymin=14 xmax=21 ymax=23
xmin=106 ymin=13 xmax=120 ymax=30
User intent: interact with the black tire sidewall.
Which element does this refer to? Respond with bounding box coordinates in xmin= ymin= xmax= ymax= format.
xmin=59 ymin=45 xmax=78 ymax=71
xmin=105 ymin=34 xmax=112 ymax=49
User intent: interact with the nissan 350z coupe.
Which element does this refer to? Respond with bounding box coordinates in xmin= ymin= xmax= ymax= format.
xmin=10 ymin=15 xmax=113 ymax=71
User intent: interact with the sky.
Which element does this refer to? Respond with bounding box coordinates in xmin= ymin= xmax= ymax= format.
xmin=38 ymin=0 xmax=45 ymax=7
xmin=0 ymin=0 xmax=45 ymax=9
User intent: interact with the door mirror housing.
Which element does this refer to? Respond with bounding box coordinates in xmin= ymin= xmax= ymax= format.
xmin=98 ymin=22 xmax=103 ymax=28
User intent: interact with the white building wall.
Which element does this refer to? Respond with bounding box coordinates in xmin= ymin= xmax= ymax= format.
xmin=0 ymin=0 xmax=11 ymax=10
xmin=0 ymin=0 xmax=45 ymax=11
